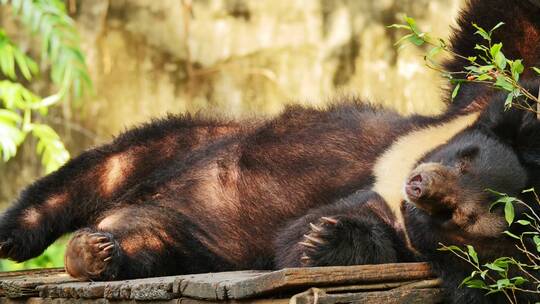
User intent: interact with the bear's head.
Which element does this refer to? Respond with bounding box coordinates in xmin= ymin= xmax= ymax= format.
xmin=403 ymin=84 xmax=540 ymax=259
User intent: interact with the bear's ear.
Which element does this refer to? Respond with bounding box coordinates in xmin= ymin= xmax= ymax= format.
xmin=445 ymin=0 xmax=540 ymax=112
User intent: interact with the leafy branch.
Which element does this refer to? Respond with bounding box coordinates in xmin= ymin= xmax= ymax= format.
xmin=389 ymin=17 xmax=540 ymax=113
xmin=4 ymin=0 xmax=92 ymax=100
xmin=0 ymin=0 xmax=92 ymax=173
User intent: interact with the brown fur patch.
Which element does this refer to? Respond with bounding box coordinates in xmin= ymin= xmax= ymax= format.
xmin=97 ymin=212 xmax=124 ymax=231
xmin=452 ymin=202 xmax=507 ymax=238
xmin=156 ymin=134 xmax=179 ymax=158
xmin=121 ymin=231 xmax=169 ymax=256
xmin=100 ymin=153 xmax=135 ymax=196
xmin=44 ymin=193 xmax=69 ymax=209
xmin=364 ymin=198 xmax=396 ymax=229
xmin=461 ymin=94 xmax=491 ymax=114
xmin=517 ymin=19 xmax=540 ymax=66
xmin=21 ymin=207 xmax=42 ymax=228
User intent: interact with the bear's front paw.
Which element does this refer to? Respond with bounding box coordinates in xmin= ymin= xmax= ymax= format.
xmin=65 ymin=230 xmax=121 ymax=281
xmin=298 ymin=216 xmax=344 ymax=267
xmin=0 ymin=237 xmax=15 ymax=259
xmin=298 ymin=215 xmax=399 ymax=267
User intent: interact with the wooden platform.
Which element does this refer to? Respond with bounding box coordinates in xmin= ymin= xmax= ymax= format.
xmin=0 ymin=263 xmax=443 ymax=303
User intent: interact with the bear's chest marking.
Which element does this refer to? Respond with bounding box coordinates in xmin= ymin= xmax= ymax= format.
xmin=372 ymin=112 xmax=480 ymax=228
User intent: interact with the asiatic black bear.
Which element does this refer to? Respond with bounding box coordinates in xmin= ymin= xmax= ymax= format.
xmin=0 ymin=0 xmax=539 ymax=303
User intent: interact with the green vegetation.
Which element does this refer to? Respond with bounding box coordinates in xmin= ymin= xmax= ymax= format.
xmin=0 ymin=0 xmax=91 ymax=173
xmin=0 ymin=0 xmax=91 ymax=271
xmin=391 ymin=18 xmax=540 ymax=303
xmin=0 ymin=237 xmax=67 ymax=271
xmin=389 ymin=17 xmax=540 ymax=110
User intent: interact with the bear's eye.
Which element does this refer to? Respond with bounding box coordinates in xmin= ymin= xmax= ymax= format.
xmin=457 ymin=146 xmax=479 ymax=161
xmin=455 ymin=146 xmax=479 ymax=173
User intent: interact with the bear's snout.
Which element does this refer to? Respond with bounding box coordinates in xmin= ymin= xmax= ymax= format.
xmin=405 ymin=173 xmax=425 ymax=200
xmin=404 ymin=162 xmax=459 ymax=217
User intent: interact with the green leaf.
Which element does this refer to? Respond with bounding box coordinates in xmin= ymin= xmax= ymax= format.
xmin=467 ymin=245 xmax=478 ymax=264
xmin=452 ymin=83 xmax=461 ymax=100
xmin=474 ymin=44 xmax=489 ymax=52
xmin=490 ymin=43 xmax=502 ymax=58
xmin=0 ymin=44 xmax=15 ymax=79
xmin=405 ymin=16 xmax=419 ymax=32
xmin=489 ymin=194 xmax=514 ymax=210
xmin=510 ymin=59 xmax=524 ymax=81
xmin=534 ymin=235 xmax=540 ymax=252
xmin=505 ymin=92 xmax=514 ymax=109
xmin=511 ymin=276 xmax=527 ymax=286
xmin=533 ymin=67 xmax=540 ymax=75
xmin=0 ymin=109 xmax=22 ymax=123
xmin=387 ymin=24 xmax=410 ymax=29
xmin=494 ymin=51 xmax=507 ymax=70
xmin=503 ymin=230 xmax=520 ymax=239
xmin=485 ymin=263 xmax=505 ymax=272
xmin=494 ymin=76 xmax=514 ymax=92
xmin=0 ymin=116 xmax=25 ymax=162
xmin=407 ymin=34 xmax=424 ymax=46
xmin=517 ymin=219 xmax=532 ymax=226
xmin=476 ymin=73 xmax=493 ymax=81
xmin=490 ymin=22 xmax=505 ymax=34
xmin=426 ymin=46 xmax=442 ymax=62
xmin=504 ymin=201 xmax=514 ymax=225
xmin=472 ymin=23 xmax=491 ymax=41
xmin=30 ymin=123 xmax=69 ymax=173
xmin=438 ymin=244 xmax=466 ymax=254
xmin=496 ymin=279 xmax=511 ymax=290
xmin=463 ymin=279 xmax=488 ymax=289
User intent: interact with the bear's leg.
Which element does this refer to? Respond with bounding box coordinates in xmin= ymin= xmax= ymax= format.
xmin=275 ymin=191 xmax=416 ymax=268
xmin=64 ymin=204 xmax=184 ymax=280
xmin=64 ymin=203 xmax=235 ymax=280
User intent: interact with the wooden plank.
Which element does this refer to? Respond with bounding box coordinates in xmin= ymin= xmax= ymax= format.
xmin=176 ymin=298 xmax=290 ymax=304
xmin=0 ymin=272 xmax=76 ymax=298
xmin=224 ymin=263 xmax=434 ymax=300
xmin=0 ymin=297 xmax=290 ymax=304
xmin=2 ymin=262 xmax=435 ymax=301
xmin=172 ymin=263 xmax=433 ymax=300
xmin=291 ymin=288 xmax=444 ymax=304
xmin=0 ymin=269 xmax=64 ymax=279
xmin=0 ymin=298 xmax=178 ymax=304
xmin=174 ymin=271 xmax=268 ymax=300
xmin=38 ymin=276 xmax=179 ymax=300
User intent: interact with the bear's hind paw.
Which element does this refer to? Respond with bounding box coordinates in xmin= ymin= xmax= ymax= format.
xmin=65 ymin=230 xmax=121 ymax=281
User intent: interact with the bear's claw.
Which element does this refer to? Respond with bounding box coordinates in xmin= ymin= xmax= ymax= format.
xmin=298 ymin=216 xmax=339 ymax=266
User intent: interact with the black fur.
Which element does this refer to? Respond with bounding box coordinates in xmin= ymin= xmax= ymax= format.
xmin=274 ymin=190 xmax=416 ymax=268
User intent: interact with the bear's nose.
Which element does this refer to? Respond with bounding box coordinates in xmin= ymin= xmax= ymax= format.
xmin=405 ymin=174 xmax=424 ymax=200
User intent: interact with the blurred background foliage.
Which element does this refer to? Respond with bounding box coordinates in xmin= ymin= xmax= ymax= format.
xmin=0 ymin=0 xmax=463 ymax=271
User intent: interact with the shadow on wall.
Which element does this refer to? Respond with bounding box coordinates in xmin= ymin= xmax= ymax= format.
xmin=0 ymin=0 xmax=463 ymax=207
